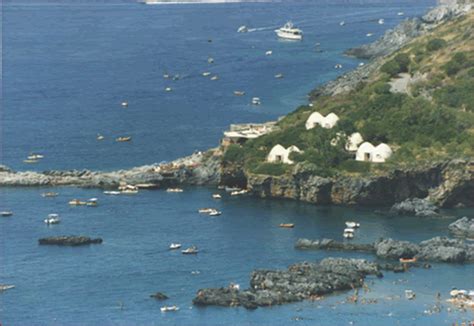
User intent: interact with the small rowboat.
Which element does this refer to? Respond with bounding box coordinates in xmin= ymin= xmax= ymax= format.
xmin=161 ymin=305 xmax=179 ymax=312
xmin=116 ymin=136 xmax=132 ymax=142
xmin=399 ymin=257 xmax=417 ymax=264
xmin=1 ymin=211 xmax=13 ymax=217
xmin=169 ymin=243 xmax=182 ymax=250
xmin=182 ymin=246 xmax=198 ymax=254
xmin=279 ymin=223 xmax=295 ymax=228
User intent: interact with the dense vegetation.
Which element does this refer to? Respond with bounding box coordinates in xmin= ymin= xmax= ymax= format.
xmin=223 ymin=13 xmax=474 ymax=177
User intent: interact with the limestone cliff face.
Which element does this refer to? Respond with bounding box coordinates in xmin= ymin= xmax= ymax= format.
xmin=228 ymin=160 xmax=473 ymax=208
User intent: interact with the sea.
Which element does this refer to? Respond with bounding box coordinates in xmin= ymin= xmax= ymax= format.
xmin=2 ymin=0 xmax=474 ymax=325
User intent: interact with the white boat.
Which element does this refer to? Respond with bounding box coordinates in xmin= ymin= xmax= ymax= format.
xmin=165 ymin=87 xmax=172 ymax=92
xmin=182 ymin=246 xmax=198 ymax=254
xmin=86 ymin=198 xmax=98 ymax=207
xmin=237 ymin=25 xmax=248 ymax=33
xmin=23 ymin=159 xmax=38 ymax=164
xmin=172 ymin=74 xmax=180 ymax=81
xmin=207 ymin=57 xmax=214 ymax=64
xmin=366 ymin=33 xmax=373 ymax=37
xmin=359 ymin=62 xmax=365 ymax=67
xmin=252 ymin=97 xmax=261 ymax=105
xmin=231 ymin=189 xmax=249 ymax=196
xmin=160 ymin=305 xmax=179 ymax=312
xmin=69 ymin=199 xmax=86 ymax=206
xmin=41 ymin=192 xmax=58 ymax=198
xmin=345 ymin=221 xmax=360 ymax=228
xmin=27 ymin=154 xmax=44 ymax=160
xmin=397 ymin=12 xmax=404 ymax=16
xmin=212 ymin=194 xmax=222 ymax=199
xmin=339 ymin=21 xmax=345 ymax=26
xmin=44 ymin=214 xmax=60 ymax=224
xmin=97 ymin=134 xmax=104 ymax=140
xmin=210 ymin=75 xmax=219 ymax=81
xmin=121 ymin=101 xmax=128 ymax=107
xmin=344 ymin=228 xmax=355 ymax=233
xmin=378 ymin=19 xmax=385 ymax=25
xmin=1 ymin=211 xmax=13 ymax=217
xmin=166 ymin=188 xmax=183 ymax=193
xmin=265 ymin=50 xmax=273 ymax=56
xmin=343 ymin=232 xmax=354 ymax=239
xmin=0 ymin=284 xmax=15 ymax=292
xmin=405 ymin=290 xmax=416 ymax=300
xmin=334 ymin=64 xmax=343 ymax=69
xmin=121 ymin=189 xmax=138 ymax=195
xmin=209 ymin=210 xmax=222 ymax=217
xmin=275 ymin=22 xmax=303 ymax=40
xmin=163 ymin=74 xmax=170 ymax=79
xmin=202 ymin=72 xmax=211 ymax=77
xmin=104 ymin=191 xmax=121 ymax=195
xmin=274 ymin=73 xmax=284 ymax=79
xmin=169 ymin=243 xmax=182 ymax=250
xmin=198 ymin=208 xmax=215 ymax=214
xmin=234 ymin=91 xmax=245 ymax=96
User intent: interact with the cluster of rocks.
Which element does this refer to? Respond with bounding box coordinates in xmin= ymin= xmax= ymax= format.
xmin=390 ymin=198 xmax=440 ymax=217
xmin=0 ymin=150 xmax=221 ymax=189
xmin=449 ymin=216 xmax=474 ymax=238
xmin=193 ymin=258 xmax=404 ymax=309
xmin=296 ymin=237 xmax=474 ymax=263
xmin=38 ymin=236 xmax=103 ymax=246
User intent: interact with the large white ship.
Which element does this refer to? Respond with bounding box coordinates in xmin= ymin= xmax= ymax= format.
xmin=275 ymin=21 xmax=303 ymax=40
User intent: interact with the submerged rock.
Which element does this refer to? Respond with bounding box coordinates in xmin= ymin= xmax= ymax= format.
xmin=449 ymin=216 xmax=474 ymax=238
xmin=150 ymin=292 xmax=168 ymax=300
xmin=390 ymin=198 xmax=440 ymax=217
xmin=38 ymin=236 xmax=103 ymax=246
xmin=193 ymin=258 xmax=403 ymax=309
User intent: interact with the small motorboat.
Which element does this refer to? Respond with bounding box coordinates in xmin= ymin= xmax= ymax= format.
xmin=163 ymin=73 xmax=170 ymax=79
xmin=237 ymin=25 xmax=248 ymax=33
xmin=209 ymin=209 xmax=222 ymax=217
xmin=274 ymin=73 xmax=284 ymax=79
xmin=334 ymin=64 xmax=343 ymax=69
xmin=344 ymin=228 xmax=355 ymax=234
xmin=210 ymin=75 xmax=219 ymax=81
xmin=358 ymin=62 xmax=365 ymax=67
xmin=121 ymin=189 xmax=138 ymax=195
xmin=104 ymin=190 xmax=121 ymax=195
xmin=86 ymin=198 xmax=98 ymax=207
xmin=160 ymin=305 xmax=179 ymax=312
xmin=27 ymin=154 xmax=44 ymax=160
xmin=23 ymin=159 xmax=38 ymax=164
xmin=343 ymin=232 xmax=354 ymax=239
xmin=116 ymin=136 xmax=132 ymax=142
xmin=339 ymin=21 xmax=345 ymax=26
xmin=165 ymin=87 xmax=172 ymax=92
xmin=41 ymin=192 xmax=58 ymax=198
xmin=265 ymin=50 xmax=273 ymax=56
xmin=1 ymin=211 xmax=13 ymax=217
xmin=166 ymin=188 xmax=183 ymax=193
xmin=212 ymin=194 xmax=222 ymax=199
xmin=69 ymin=199 xmax=86 ymax=206
xmin=172 ymin=74 xmax=180 ymax=81
xmin=0 ymin=284 xmax=15 ymax=292
xmin=397 ymin=12 xmax=404 ymax=16
xmin=229 ymin=283 xmax=240 ymax=290
xmin=399 ymin=257 xmax=417 ymax=264
xmin=366 ymin=33 xmax=373 ymax=37
xmin=207 ymin=57 xmax=214 ymax=64
xmin=378 ymin=19 xmax=385 ymax=25
xmin=121 ymin=101 xmax=128 ymax=107
xmin=405 ymin=290 xmax=416 ymax=300
xmin=202 ymin=72 xmax=211 ymax=77
xmin=231 ymin=189 xmax=249 ymax=196
xmin=169 ymin=243 xmax=182 ymax=250
xmin=251 ymin=97 xmax=261 ymax=105
xmin=234 ymin=91 xmax=245 ymax=96
xmin=345 ymin=221 xmax=360 ymax=228
xmin=279 ymin=223 xmax=295 ymax=228
xmin=198 ymin=208 xmax=215 ymax=214
xmin=225 ymin=186 xmax=240 ymax=192
xmin=97 ymin=134 xmax=105 ymax=140
xmin=44 ymin=214 xmax=61 ymax=224
xmin=182 ymin=246 xmax=198 ymax=254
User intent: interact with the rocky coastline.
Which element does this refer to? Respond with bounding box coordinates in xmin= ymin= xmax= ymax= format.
xmin=193 ymin=258 xmax=408 ymax=310
xmin=296 ymin=237 xmax=474 ymax=263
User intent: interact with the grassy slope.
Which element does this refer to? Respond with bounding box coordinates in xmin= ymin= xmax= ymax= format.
xmin=225 ymin=13 xmax=474 ymax=177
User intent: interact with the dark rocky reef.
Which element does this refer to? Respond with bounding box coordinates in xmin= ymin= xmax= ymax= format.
xmin=390 ymin=198 xmax=440 ymax=217
xmin=243 ymin=160 xmax=474 ymax=208
xmin=193 ymin=258 xmax=405 ymax=309
xmin=150 ymin=292 xmax=168 ymax=300
xmin=449 ymin=216 xmax=474 ymax=238
xmin=296 ymin=237 xmax=474 ymax=263
xmin=38 ymin=236 xmax=103 ymax=246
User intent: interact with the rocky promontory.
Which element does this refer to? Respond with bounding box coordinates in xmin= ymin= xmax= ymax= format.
xmin=38 ymin=236 xmax=103 ymax=246
xmin=390 ymin=198 xmax=440 ymax=217
xmin=193 ymin=258 xmax=405 ymax=309
xmin=449 ymin=216 xmax=474 ymax=238
xmin=296 ymin=236 xmax=474 ymax=263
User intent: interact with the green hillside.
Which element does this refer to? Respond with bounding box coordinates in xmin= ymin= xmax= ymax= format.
xmin=224 ymin=12 xmax=474 ymax=177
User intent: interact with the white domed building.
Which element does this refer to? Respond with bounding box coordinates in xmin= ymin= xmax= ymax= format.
xmin=305 ymin=112 xmax=339 ymax=130
xmin=267 ymin=144 xmax=302 ymax=164
xmin=355 ymin=142 xmax=393 ymax=163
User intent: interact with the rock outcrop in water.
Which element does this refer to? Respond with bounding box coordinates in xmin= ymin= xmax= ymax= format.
xmin=449 ymin=217 xmax=474 ymax=238
xmin=0 ymin=150 xmax=221 ymax=189
xmin=390 ymin=198 xmax=440 ymax=217
xmin=193 ymin=258 xmax=406 ymax=309
xmin=296 ymin=237 xmax=474 ymax=263
xmin=38 ymin=236 xmax=103 ymax=246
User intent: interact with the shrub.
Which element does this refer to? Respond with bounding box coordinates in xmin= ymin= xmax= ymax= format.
xmin=251 ymin=162 xmax=288 ymax=176
xmin=339 ymin=160 xmax=371 ymax=173
xmin=426 ymin=38 xmax=447 ymax=51
xmin=373 ymin=82 xmax=391 ymax=94
xmin=394 ymin=53 xmax=411 ymax=72
xmin=380 ymin=60 xmax=401 ymax=77
xmin=223 ymin=144 xmax=245 ymax=163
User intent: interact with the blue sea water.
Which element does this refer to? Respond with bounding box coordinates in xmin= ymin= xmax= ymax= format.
xmin=2 ymin=1 xmax=474 ymax=325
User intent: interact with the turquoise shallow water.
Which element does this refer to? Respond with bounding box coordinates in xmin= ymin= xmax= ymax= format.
xmin=2 ymin=1 xmax=474 ymax=325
